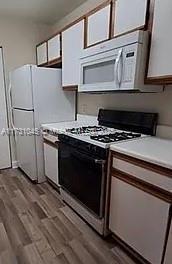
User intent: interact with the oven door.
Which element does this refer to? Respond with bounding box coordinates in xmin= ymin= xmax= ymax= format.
xmin=79 ymin=48 xmax=123 ymax=92
xmin=58 ymin=142 xmax=106 ymax=218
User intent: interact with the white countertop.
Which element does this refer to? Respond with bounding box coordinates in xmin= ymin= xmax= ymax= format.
xmin=41 ymin=114 xmax=98 ymax=132
xmin=110 ymin=137 xmax=172 ymax=170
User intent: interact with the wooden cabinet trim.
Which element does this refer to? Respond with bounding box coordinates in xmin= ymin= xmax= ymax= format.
xmin=113 ymin=0 xmax=150 ymax=38
xmin=43 ymin=139 xmax=58 ymax=148
xmin=111 ymin=151 xmax=172 ymax=178
xmin=37 ymin=0 xmax=111 ymax=48
xmin=110 ymin=0 xmax=116 ymax=38
xmin=146 ymin=76 xmax=172 ymax=85
xmin=85 ymin=1 xmax=112 ymax=48
xmin=62 ymin=85 xmax=78 ymax=91
xmin=147 ymin=0 xmax=155 ymax=32
xmin=111 ymin=168 xmax=172 ymax=203
xmin=112 ymin=233 xmax=151 ymax=264
xmin=86 ymin=0 xmax=112 ymax=18
xmin=145 ymin=0 xmax=172 ymax=84
xmin=84 ymin=17 xmax=88 ymax=49
xmin=161 ymin=206 xmax=172 ymax=264
xmin=37 ymin=62 xmax=48 ymax=67
xmin=113 ymin=25 xmax=145 ymax=39
xmin=36 ymin=41 xmax=48 ymax=49
xmin=47 ymin=57 xmax=62 ymax=66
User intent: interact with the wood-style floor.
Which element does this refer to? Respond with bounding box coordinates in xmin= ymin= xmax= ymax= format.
xmin=0 ymin=169 xmax=136 ymax=264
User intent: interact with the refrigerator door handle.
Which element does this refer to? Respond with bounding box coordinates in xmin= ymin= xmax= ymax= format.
xmin=8 ymin=80 xmax=15 ymax=130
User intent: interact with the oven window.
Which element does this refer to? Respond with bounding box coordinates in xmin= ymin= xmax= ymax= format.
xmin=59 ymin=142 xmax=106 ymax=217
xmin=83 ymin=59 xmax=116 ymax=84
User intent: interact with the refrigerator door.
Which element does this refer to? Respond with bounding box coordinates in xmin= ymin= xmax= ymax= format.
xmin=11 ymin=65 xmax=34 ymax=110
xmin=13 ymin=109 xmax=37 ymax=181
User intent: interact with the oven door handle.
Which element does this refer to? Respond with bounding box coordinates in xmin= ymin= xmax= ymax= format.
xmin=94 ymin=159 xmax=106 ymax=165
xmin=70 ymin=149 xmax=106 ymax=165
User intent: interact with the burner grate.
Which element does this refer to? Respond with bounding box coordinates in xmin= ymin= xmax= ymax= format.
xmin=90 ymin=132 xmax=141 ymax=143
xmin=66 ymin=126 xmax=107 ymax=135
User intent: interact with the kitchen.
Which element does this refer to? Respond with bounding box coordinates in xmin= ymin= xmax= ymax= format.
xmin=0 ymin=0 xmax=172 ymax=263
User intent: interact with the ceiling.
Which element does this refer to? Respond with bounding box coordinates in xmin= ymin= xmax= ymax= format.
xmin=0 ymin=0 xmax=86 ymax=24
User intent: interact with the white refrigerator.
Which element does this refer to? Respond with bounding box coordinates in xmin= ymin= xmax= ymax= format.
xmin=10 ymin=65 xmax=75 ymax=183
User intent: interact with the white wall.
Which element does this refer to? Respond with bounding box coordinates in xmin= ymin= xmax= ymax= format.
xmin=0 ymin=16 xmax=51 ymax=165
xmin=0 ymin=16 xmax=51 ymax=77
xmin=52 ymin=0 xmax=172 ymax=127
xmin=78 ymin=88 xmax=172 ymax=126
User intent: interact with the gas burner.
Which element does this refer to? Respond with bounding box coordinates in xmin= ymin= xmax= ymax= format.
xmin=66 ymin=126 xmax=107 ymax=135
xmin=90 ymin=132 xmax=141 ymax=143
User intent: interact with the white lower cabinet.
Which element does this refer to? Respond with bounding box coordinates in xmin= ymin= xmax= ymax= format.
xmin=109 ymin=177 xmax=170 ymax=264
xmin=43 ymin=142 xmax=59 ymax=186
xmin=164 ymin=220 xmax=172 ymax=264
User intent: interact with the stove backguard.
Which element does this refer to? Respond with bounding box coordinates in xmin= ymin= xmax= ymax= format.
xmin=98 ymin=109 xmax=158 ymax=136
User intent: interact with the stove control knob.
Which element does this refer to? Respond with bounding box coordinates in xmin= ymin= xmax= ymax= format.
xmin=87 ymin=145 xmax=91 ymax=151
xmin=92 ymin=146 xmax=97 ymax=154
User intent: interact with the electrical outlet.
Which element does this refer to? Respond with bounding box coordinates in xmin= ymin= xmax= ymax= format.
xmin=82 ymin=104 xmax=87 ymax=114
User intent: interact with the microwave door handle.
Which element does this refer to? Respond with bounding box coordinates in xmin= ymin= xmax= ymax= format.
xmin=115 ymin=49 xmax=123 ymax=88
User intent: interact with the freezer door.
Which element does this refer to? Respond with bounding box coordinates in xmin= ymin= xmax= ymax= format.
xmin=31 ymin=67 xmax=75 ymax=124
xmin=11 ymin=65 xmax=34 ymax=110
xmin=13 ymin=109 xmax=37 ymax=181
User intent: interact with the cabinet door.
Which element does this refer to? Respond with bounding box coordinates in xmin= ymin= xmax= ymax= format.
xmin=36 ymin=42 xmax=47 ymax=65
xmin=114 ymin=0 xmax=148 ymax=36
xmin=109 ymin=177 xmax=170 ymax=264
xmin=48 ymin=34 xmax=61 ymax=62
xmin=87 ymin=4 xmax=111 ymax=47
xmin=164 ymin=220 xmax=172 ymax=264
xmin=147 ymin=0 xmax=172 ymax=80
xmin=43 ymin=143 xmax=59 ymax=186
xmin=62 ymin=20 xmax=84 ymax=87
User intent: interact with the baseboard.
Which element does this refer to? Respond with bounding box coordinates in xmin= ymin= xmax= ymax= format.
xmin=12 ymin=160 xmax=18 ymax=169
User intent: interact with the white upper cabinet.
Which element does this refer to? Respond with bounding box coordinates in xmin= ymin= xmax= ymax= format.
xmin=147 ymin=0 xmax=172 ymax=81
xmin=37 ymin=42 xmax=47 ymax=66
xmin=164 ymin=221 xmax=172 ymax=264
xmin=87 ymin=4 xmax=111 ymax=47
xmin=47 ymin=34 xmax=61 ymax=62
xmin=114 ymin=0 xmax=148 ymax=36
xmin=62 ymin=20 xmax=84 ymax=87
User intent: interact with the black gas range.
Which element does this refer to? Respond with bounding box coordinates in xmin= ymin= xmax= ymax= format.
xmin=66 ymin=126 xmax=142 ymax=144
xmin=58 ymin=109 xmax=158 ymax=236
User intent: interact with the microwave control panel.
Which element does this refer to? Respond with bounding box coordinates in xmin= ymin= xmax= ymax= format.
xmin=123 ymin=50 xmax=136 ymax=83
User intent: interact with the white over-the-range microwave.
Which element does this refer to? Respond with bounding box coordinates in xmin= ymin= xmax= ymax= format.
xmin=79 ymin=31 xmax=163 ymax=93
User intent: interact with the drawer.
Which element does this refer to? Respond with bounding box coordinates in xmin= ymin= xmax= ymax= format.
xmin=112 ymin=157 xmax=172 ymax=193
xmin=43 ymin=134 xmax=58 ymax=144
xmin=43 ymin=142 xmax=59 ymax=186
